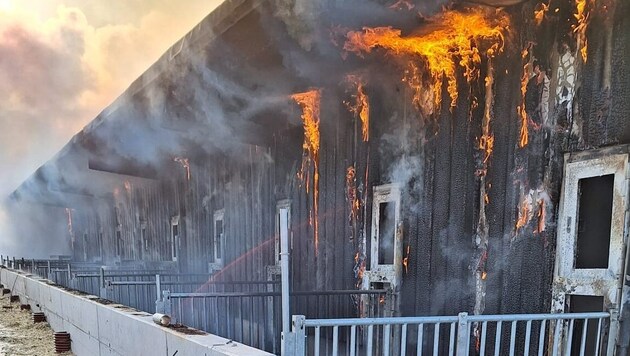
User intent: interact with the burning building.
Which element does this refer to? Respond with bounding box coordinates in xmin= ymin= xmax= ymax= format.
xmin=4 ymin=0 xmax=630 ymax=354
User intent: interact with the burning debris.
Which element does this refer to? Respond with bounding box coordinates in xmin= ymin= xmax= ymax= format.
xmin=292 ymin=89 xmax=321 ymax=254
xmin=343 ymin=8 xmax=510 ymax=114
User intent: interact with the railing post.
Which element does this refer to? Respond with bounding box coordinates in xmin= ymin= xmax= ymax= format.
xmin=284 ymin=315 xmax=306 ymax=356
xmin=280 ymin=210 xmax=291 ymax=354
xmin=159 ymin=290 xmax=174 ymax=323
xmin=47 ymin=260 xmax=52 ymax=280
xmin=456 ymin=312 xmax=470 ymax=356
xmin=607 ymin=308 xmax=619 ymax=356
xmin=66 ymin=264 xmax=73 ymax=288
xmin=155 ymin=274 xmax=161 ymax=302
xmin=99 ymin=267 xmax=110 ymax=299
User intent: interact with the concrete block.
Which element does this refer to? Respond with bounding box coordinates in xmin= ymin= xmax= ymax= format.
xmin=62 ymin=322 xmax=100 ymax=356
xmin=59 ymin=290 xmax=99 ymax=337
xmin=1 ymin=269 xmax=273 ymax=356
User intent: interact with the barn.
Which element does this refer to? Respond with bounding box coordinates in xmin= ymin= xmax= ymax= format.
xmin=5 ymin=0 xmax=630 ymax=354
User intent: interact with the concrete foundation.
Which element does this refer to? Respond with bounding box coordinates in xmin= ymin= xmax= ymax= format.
xmin=0 ymin=267 xmax=272 ymax=356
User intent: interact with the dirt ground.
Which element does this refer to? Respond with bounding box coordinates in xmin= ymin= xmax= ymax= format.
xmin=0 ymin=294 xmax=73 ymax=355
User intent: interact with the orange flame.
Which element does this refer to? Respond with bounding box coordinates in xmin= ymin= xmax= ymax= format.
xmin=516 ymin=198 xmax=531 ymax=231
xmin=124 ymin=180 xmax=132 ymax=194
xmin=481 ymin=271 xmax=487 ymax=280
xmin=517 ymin=45 xmax=531 ymax=148
xmin=574 ymin=0 xmax=592 ymax=63
xmin=292 ymin=89 xmax=321 ymax=254
xmin=479 ymin=61 xmax=495 ymax=165
xmin=344 ymin=8 xmax=509 ymax=113
xmin=346 ymin=166 xmax=360 ymax=228
xmin=354 ymin=251 xmax=366 ymax=288
xmin=174 ymin=157 xmax=191 ymax=181
xmin=345 ymin=76 xmax=370 ymax=142
xmin=534 ymin=2 xmax=550 ymax=26
xmin=536 ymin=199 xmax=546 ymax=234
xmin=402 ymin=245 xmax=411 ymax=274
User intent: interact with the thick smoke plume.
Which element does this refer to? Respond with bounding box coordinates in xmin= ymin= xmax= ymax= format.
xmin=0 ymin=1 xmax=222 ymax=258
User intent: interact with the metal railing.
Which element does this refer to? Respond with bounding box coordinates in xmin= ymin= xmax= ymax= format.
xmin=288 ymin=312 xmax=611 ymax=356
xmin=161 ymin=289 xmax=388 ymax=354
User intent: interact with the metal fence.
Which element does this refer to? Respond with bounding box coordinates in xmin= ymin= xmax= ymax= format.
xmin=3 ymin=258 xmax=613 ymax=356
xmin=1 ymin=257 xmax=389 ymax=354
xmin=161 ymin=289 xmax=388 ymax=354
xmin=288 ymin=312 xmax=611 ymax=356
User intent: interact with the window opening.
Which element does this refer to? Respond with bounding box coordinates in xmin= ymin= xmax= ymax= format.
xmin=116 ymin=230 xmax=122 ymax=258
xmin=83 ymin=233 xmax=88 ymax=261
xmin=576 ymin=175 xmax=614 ymax=269
xmin=171 ymin=221 xmax=179 ymax=262
xmin=213 ymin=210 xmax=224 ymax=266
xmin=377 ymin=202 xmax=396 ymax=265
xmin=98 ymin=231 xmax=103 ymax=259
xmin=142 ymin=226 xmax=148 ymax=252
xmin=371 ymin=184 xmax=402 ymax=271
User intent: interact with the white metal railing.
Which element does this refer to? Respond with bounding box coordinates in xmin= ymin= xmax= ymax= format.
xmin=288 ymin=311 xmax=611 ymax=356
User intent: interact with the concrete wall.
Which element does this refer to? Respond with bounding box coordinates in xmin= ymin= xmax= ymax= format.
xmin=0 ymin=267 xmax=273 ymax=356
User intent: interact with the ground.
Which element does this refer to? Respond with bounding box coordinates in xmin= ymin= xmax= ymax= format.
xmin=0 ymin=294 xmax=73 ymax=355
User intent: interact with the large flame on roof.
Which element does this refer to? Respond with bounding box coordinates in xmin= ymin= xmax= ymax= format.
xmin=292 ymin=89 xmax=321 ymax=255
xmin=344 ymin=8 xmax=510 ymax=113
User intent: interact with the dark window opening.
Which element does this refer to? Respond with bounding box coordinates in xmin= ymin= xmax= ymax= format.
xmin=378 ymin=202 xmax=396 ymax=265
xmin=209 ymin=219 xmax=215 ymax=262
xmin=83 ymin=233 xmax=88 ymax=260
xmin=141 ymin=227 xmax=148 ymax=252
xmin=576 ymin=175 xmax=614 ymax=269
xmin=568 ymin=295 xmax=605 ymax=355
xmin=116 ymin=230 xmax=122 ymax=257
xmin=98 ymin=232 xmax=103 ymax=258
xmin=172 ymin=224 xmax=179 ymax=260
xmin=215 ymin=219 xmax=223 ymax=260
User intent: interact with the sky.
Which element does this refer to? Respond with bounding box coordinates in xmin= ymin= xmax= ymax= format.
xmin=0 ymin=0 xmax=224 ymax=198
